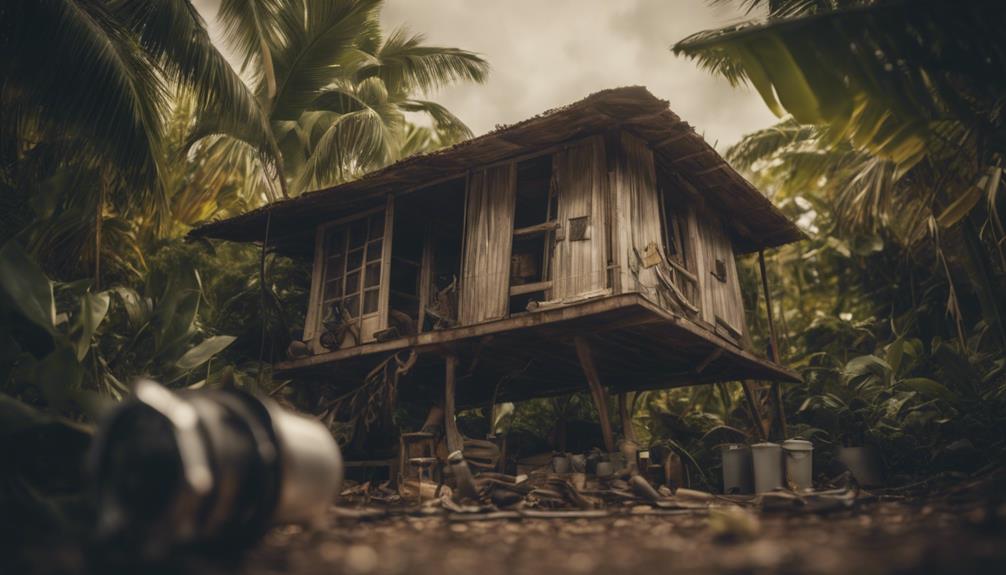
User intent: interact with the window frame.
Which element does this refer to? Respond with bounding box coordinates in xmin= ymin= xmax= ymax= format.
xmin=305 ymin=205 xmax=390 ymax=348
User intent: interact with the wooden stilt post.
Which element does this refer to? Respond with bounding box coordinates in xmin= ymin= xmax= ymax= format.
xmin=740 ymin=381 xmax=768 ymax=441
xmin=574 ymin=336 xmax=615 ymax=453
xmin=444 ymin=353 xmax=464 ymax=453
xmin=618 ymin=392 xmax=637 ymax=444
xmin=444 ymin=353 xmax=478 ymax=500
xmin=758 ymin=250 xmax=788 ymax=439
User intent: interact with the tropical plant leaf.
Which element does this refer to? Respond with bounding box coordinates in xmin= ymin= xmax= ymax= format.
xmin=72 ymin=291 xmax=110 ymax=361
xmin=898 ymin=377 xmax=958 ymax=404
xmin=175 ymin=334 xmax=236 ymax=371
xmin=936 ymin=180 xmax=985 ymax=229
xmin=674 ymin=0 xmax=1006 ymax=170
xmin=0 ymin=241 xmax=56 ymax=336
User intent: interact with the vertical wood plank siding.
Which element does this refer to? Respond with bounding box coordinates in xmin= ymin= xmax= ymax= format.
xmin=615 ymin=132 xmax=664 ymax=298
xmin=459 ymin=163 xmax=517 ymax=324
xmin=551 ymin=136 xmax=608 ymax=299
xmin=690 ymin=209 xmax=745 ymax=338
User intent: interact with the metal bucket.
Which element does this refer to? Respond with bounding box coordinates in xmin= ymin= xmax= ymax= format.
xmin=751 ymin=442 xmax=783 ymax=493
xmin=720 ymin=443 xmax=753 ymax=494
xmin=782 ymin=439 xmax=813 ymax=491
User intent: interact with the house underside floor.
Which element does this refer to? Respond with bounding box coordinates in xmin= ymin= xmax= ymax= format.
xmin=277 ymin=293 xmax=799 ymax=407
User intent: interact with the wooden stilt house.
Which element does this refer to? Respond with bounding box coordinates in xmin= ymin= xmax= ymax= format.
xmin=191 ymin=87 xmax=803 ymax=454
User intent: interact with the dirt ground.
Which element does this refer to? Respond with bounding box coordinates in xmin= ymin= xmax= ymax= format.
xmin=228 ymin=490 xmax=1005 ymax=575
xmin=11 ymin=476 xmax=1006 ymax=575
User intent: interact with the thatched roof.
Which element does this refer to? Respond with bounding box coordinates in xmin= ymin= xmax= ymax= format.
xmin=189 ymin=86 xmax=803 ymax=254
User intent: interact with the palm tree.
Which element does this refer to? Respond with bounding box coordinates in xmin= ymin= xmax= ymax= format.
xmin=673 ymin=0 xmax=1006 ymax=350
xmin=193 ymin=0 xmax=489 ymax=196
xmin=2 ymin=0 xmax=274 ymax=283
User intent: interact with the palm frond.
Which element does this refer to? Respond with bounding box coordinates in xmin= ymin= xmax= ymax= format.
xmin=356 ymin=27 xmax=489 ymax=96
xmin=217 ymin=0 xmax=284 ymax=83
xmin=725 ymin=119 xmax=820 ymax=170
xmin=4 ymin=0 xmax=167 ymax=185
xmin=111 ymin=0 xmax=275 ymax=152
xmin=270 ymin=0 xmax=383 ymax=121
xmin=293 ymin=100 xmax=402 ymax=194
xmin=673 ymin=0 xmax=1006 ymax=170
xmin=399 ymin=99 xmax=473 ymax=141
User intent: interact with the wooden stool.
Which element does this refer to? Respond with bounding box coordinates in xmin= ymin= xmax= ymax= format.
xmin=398 ymin=431 xmax=438 ymax=487
xmin=407 ymin=456 xmax=438 ymax=504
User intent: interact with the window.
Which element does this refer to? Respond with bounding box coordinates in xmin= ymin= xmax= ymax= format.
xmin=321 ymin=210 xmax=385 ymax=324
xmin=658 ymin=186 xmax=687 ymax=267
xmin=509 ymin=154 xmax=556 ymax=313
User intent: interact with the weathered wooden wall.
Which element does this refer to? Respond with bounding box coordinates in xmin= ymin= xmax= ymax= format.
xmin=551 ymin=136 xmax=609 ymax=300
xmin=613 ymin=132 xmax=664 ymax=299
xmin=687 ymin=209 xmax=745 ymax=341
xmin=459 ymin=163 xmax=516 ymax=324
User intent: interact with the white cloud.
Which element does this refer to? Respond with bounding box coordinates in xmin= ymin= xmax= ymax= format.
xmin=192 ymin=0 xmax=778 ymax=150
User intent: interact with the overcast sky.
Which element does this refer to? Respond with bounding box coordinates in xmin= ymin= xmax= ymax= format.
xmin=193 ymin=0 xmax=776 ymax=150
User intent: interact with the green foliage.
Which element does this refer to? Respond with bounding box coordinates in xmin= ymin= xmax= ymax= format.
xmin=200 ymin=0 xmax=489 ymax=195
xmin=0 ymin=240 xmax=240 ymax=416
xmin=674 ymin=0 xmax=1006 ymax=172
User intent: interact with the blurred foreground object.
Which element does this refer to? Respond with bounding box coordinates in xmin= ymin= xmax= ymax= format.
xmin=89 ymin=380 xmax=342 ymax=556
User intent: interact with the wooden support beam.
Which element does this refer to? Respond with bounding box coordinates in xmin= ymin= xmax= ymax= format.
xmin=740 ymin=381 xmax=768 ymax=441
xmin=513 ymin=221 xmax=561 ymax=237
xmin=758 ymin=250 xmax=788 ymax=439
xmin=618 ymin=392 xmax=637 ymax=444
xmin=509 ymin=280 xmax=553 ymax=296
xmin=695 ymin=348 xmax=723 ymax=375
xmin=444 ymin=353 xmax=464 ymax=453
xmin=649 ymin=127 xmax=692 ymax=149
xmin=670 ymin=149 xmax=712 ymax=165
xmin=574 ymin=336 xmax=615 ymax=453
xmin=693 ymin=163 xmax=730 ymax=176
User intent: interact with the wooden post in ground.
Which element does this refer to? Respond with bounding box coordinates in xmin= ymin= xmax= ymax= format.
xmin=444 ymin=353 xmax=464 ymax=453
xmin=618 ymin=392 xmax=637 ymax=445
xmin=574 ymin=336 xmax=615 ymax=453
xmin=443 ymin=353 xmax=478 ymax=500
xmin=759 ymin=250 xmax=788 ymax=439
xmin=740 ymin=381 xmax=768 ymax=441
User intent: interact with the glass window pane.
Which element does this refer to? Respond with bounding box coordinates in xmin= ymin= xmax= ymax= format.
xmin=328 ymin=228 xmax=345 ymax=253
xmin=343 ymin=294 xmax=360 ymax=317
xmin=324 ymin=278 xmax=343 ymax=300
xmin=345 ymin=270 xmax=361 ymax=294
xmin=349 ymin=218 xmax=367 ymax=248
xmin=364 ymin=263 xmax=381 ymax=288
xmin=327 ymin=254 xmax=344 ymax=278
xmin=347 ymin=248 xmax=363 ymax=270
xmin=366 ymin=239 xmax=382 ymax=262
xmin=363 ymin=290 xmax=379 ymax=314
xmin=369 ymin=212 xmax=384 ymax=239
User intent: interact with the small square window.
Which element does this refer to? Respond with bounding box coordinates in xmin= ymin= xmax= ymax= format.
xmin=713 ymin=258 xmax=728 ymax=282
xmin=568 ymin=216 xmax=590 ymax=241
